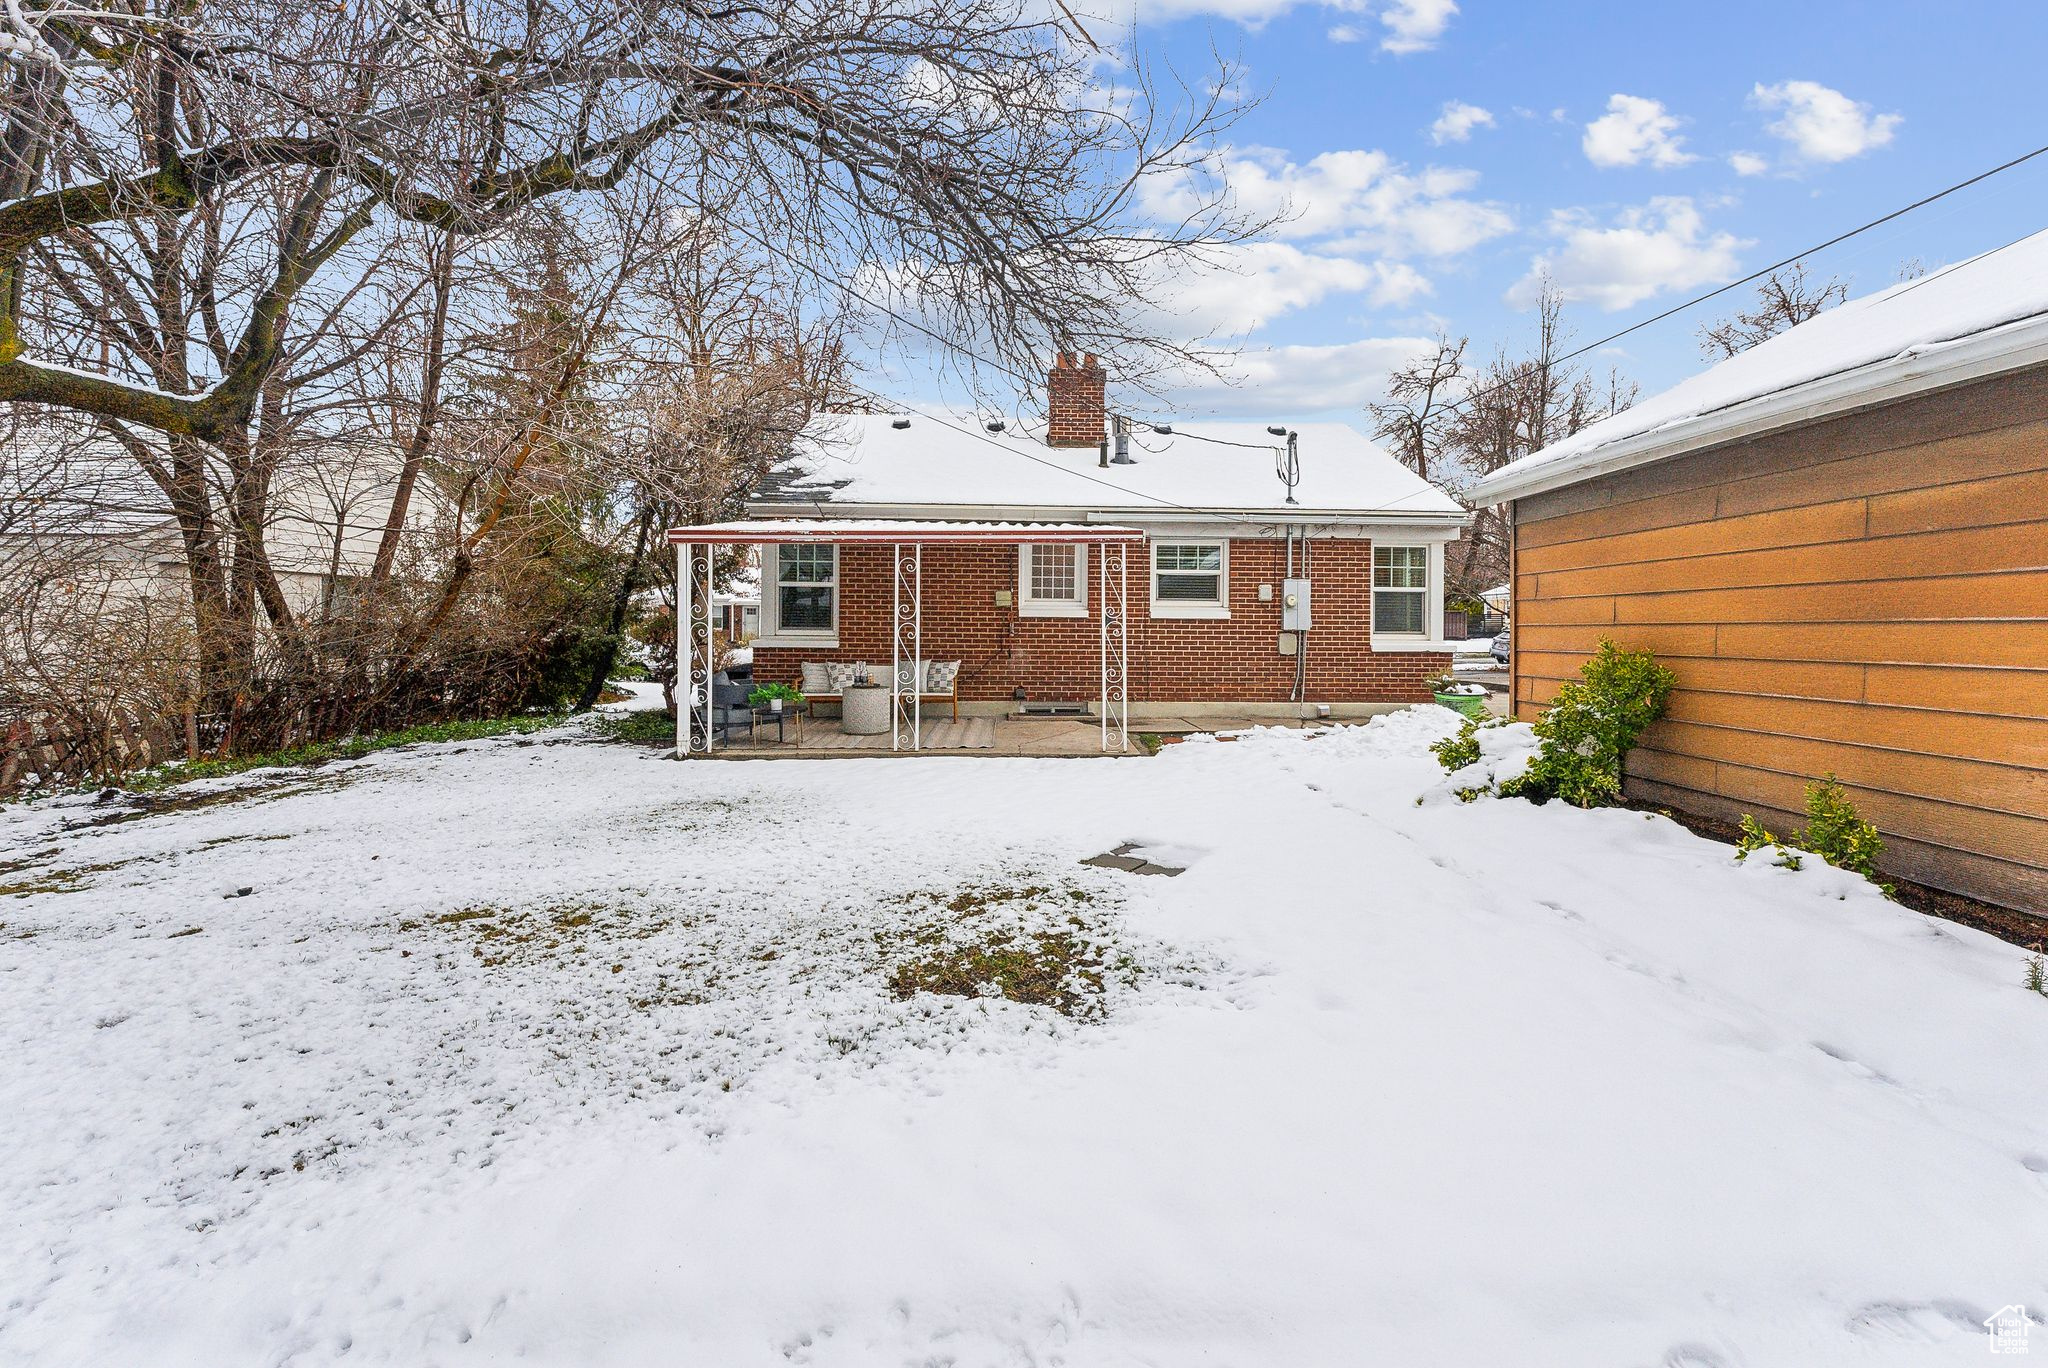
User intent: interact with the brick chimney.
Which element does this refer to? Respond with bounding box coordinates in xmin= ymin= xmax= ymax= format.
xmin=1045 ymin=352 xmax=1106 ymax=448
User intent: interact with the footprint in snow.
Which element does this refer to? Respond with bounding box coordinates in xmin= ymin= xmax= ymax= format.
xmin=1811 ymin=1041 xmax=1899 ymax=1088
xmin=1659 ymin=1345 xmax=1729 ymax=1368
xmin=1844 ymin=1299 xmax=1991 ymax=1341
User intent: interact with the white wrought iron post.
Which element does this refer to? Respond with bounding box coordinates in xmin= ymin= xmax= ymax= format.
xmin=675 ymin=541 xmax=689 ymax=756
xmin=1098 ymin=540 xmax=1107 ymax=752
xmin=892 ymin=542 xmax=923 ymax=750
xmin=891 ymin=542 xmax=901 ymax=751
xmin=700 ymin=548 xmax=715 ymax=751
xmin=679 ymin=542 xmax=714 ymax=753
xmin=914 ymin=543 xmax=923 ymax=750
xmin=1100 ymin=539 xmax=1130 ymax=752
xmin=1118 ymin=541 xmax=1129 ymax=751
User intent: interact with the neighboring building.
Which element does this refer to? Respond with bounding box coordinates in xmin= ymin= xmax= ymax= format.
xmin=713 ymin=560 xmax=761 ymax=644
xmin=726 ymin=354 xmax=1469 ymax=719
xmin=3 ymin=418 xmax=441 ymax=620
xmin=1472 ymin=233 xmax=2048 ymax=912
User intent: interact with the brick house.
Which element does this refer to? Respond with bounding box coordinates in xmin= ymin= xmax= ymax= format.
xmin=1471 ymin=233 xmax=2048 ymax=912
xmin=674 ymin=355 xmax=1468 ymax=744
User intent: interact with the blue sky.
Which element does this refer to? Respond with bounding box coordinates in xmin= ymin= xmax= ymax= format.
xmin=1013 ymin=0 xmax=2048 ymax=424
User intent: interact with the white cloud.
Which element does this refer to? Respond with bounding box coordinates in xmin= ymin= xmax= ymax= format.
xmin=1144 ymin=146 xmax=1514 ymax=258
xmin=1727 ymin=150 xmax=1770 ymax=177
xmin=1429 ymin=100 xmax=1494 ymax=145
xmin=1378 ymin=0 xmax=1457 ymax=53
xmin=1509 ymin=196 xmax=1749 ymax=312
xmin=1127 ymin=0 xmax=1453 ymax=52
xmin=1150 ymin=241 xmax=1432 ymax=340
xmin=1125 ymin=0 xmax=1303 ymax=25
xmin=1155 ymin=335 xmax=1441 ymax=415
xmin=1752 ymin=80 xmax=1902 ymax=163
xmin=1582 ymin=94 xmax=1695 ymax=169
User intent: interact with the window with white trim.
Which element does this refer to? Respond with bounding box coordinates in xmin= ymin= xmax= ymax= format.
xmin=1372 ymin=544 xmax=1429 ymax=635
xmin=1019 ymin=544 xmax=1088 ymax=618
xmin=773 ymin=543 xmax=836 ymax=635
xmin=1151 ymin=541 xmax=1228 ymax=617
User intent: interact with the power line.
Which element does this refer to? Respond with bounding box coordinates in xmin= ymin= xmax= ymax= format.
xmin=726 ymin=136 xmax=2048 ymax=447
xmin=815 ymin=382 xmax=1275 ymax=526
xmin=701 ymin=212 xmax=1277 ymax=455
xmin=718 ymin=134 xmax=2048 ymax=503
xmin=1426 ymin=137 xmax=2048 ymax=426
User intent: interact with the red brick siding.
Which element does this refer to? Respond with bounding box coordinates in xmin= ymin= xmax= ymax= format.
xmin=753 ymin=539 xmax=1448 ymax=703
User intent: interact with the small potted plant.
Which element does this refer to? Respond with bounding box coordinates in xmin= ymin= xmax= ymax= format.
xmin=1424 ymin=671 xmax=1490 ymax=719
xmin=747 ymin=681 xmax=805 ymax=714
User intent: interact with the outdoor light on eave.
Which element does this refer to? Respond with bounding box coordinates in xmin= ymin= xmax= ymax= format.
xmin=1269 ymin=425 xmax=1300 ymax=505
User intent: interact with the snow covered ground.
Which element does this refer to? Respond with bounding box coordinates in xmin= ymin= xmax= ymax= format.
xmin=3 ymin=710 xmax=2045 ymax=1367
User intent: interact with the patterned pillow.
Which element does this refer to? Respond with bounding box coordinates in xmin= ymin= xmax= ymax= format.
xmin=799 ymin=661 xmax=833 ymax=695
xmin=824 ymin=661 xmax=860 ymax=692
xmin=925 ymin=660 xmax=961 ymax=693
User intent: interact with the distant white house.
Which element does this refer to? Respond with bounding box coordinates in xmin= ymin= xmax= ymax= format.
xmin=3 ymin=416 xmax=446 ymax=621
xmin=712 ymin=558 xmax=760 ymax=643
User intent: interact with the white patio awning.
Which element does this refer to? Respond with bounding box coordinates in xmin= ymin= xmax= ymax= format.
xmin=666 ymin=519 xmax=1147 ymax=545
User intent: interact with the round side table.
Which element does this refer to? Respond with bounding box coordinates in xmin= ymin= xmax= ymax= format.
xmin=839 ymin=683 xmax=891 ymax=735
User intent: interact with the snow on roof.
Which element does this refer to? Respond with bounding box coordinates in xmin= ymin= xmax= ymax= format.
xmin=1473 ymin=229 xmax=2048 ymax=504
xmin=753 ymin=410 xmax=1464 ymax=521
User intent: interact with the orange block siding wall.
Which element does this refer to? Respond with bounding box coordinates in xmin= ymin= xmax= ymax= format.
xmin=1509 ymin=366 xmax=2048 ymax=912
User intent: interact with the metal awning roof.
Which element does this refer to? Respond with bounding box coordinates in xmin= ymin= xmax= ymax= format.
xmin=666 ymin=519 xmax=1147 ymax=545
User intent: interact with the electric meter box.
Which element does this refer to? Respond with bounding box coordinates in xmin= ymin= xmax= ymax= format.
xmin=1281 ymin=578 xmax=1312 ymax=631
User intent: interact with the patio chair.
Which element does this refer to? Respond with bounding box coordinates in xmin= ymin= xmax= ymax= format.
xmin=690 ymin=673 xmax=754 ymax=746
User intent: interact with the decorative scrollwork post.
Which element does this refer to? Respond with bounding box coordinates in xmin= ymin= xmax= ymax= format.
xmin=1100 ymin=539 xmax=1129 ymax=752
xmin=891 ymin=543 xmax=923 ymax=750
xmin=684 ymin=540 xmax=700 ymax=757
xmin=682 ymin=544 xmax=716 ymax=752
xmin=699 ymin=548 xmax=716 ymax=750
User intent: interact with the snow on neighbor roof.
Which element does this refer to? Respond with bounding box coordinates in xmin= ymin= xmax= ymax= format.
xmin=1472 ymin=228 xmax=2048 ymax=504
xmin=753 ymin=410 xmax=1465 ymax=521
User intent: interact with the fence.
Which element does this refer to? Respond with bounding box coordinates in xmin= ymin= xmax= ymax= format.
xmin=1 ymin=708 xmax=193 ymax=797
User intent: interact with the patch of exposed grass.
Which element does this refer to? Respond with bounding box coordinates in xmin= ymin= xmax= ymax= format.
xmin=123 ymin=714 xmax=565 ymax=793
xmin=882 ymin=879 xmax=1141 ymax=1021
xmin=0 ymin=854 xmax=135 ymax=898
xmin=199 ymin=832 xmax=294 ymax=850
xmin=0 ymin=848 xmax=61 ymax=877
xmin=586 ymin=708 xmax=676 ymax=747
xmin=0 ymin=869 xmax=85 ymax=898
xmin=72 ymin=775 xmax=347 ymax=827
xmin=409 ymin=899 xmax=671 ymax=970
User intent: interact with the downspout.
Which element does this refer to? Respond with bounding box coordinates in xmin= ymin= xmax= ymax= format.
xmin=1505 ymin=498 xmax=1518 ymax=723
xmin=1295 ymin=533 xmax=1310 ymax=706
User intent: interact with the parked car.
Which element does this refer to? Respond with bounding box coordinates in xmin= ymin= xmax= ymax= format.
xmin=1489 ymin=629 xmax=1511 ymax=666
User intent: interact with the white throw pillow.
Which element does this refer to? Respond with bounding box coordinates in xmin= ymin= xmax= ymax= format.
xmin=799 ymin=661 xmax=833 ymax=695
xmin=925 ymin=660 xmax=961 ymax=692
xmin=824 ymin=661 xmax=860 ymax=692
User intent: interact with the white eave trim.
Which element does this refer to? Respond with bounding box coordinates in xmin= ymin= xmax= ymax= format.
xmin=1469 ymin=313 xmax=2048 ymax=506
